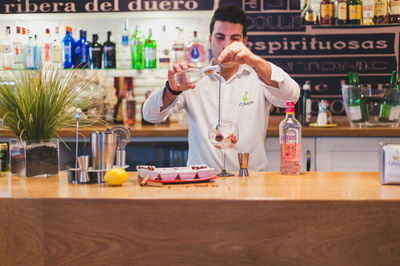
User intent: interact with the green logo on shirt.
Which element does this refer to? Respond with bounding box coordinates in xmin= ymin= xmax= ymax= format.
xmin=239 ymin=90 xmax=254 ymax=107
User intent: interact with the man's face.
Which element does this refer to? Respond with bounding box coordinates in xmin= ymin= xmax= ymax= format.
xmin=209 ymin=21 xmax=247 ymax=67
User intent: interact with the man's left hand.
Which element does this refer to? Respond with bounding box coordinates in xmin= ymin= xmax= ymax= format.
xmin=217 ymin=41 xmax=258 ymax=66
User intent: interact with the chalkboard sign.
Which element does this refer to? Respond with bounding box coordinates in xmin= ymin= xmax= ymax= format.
xmin=243 ymin=1 xmax=400 ymax=116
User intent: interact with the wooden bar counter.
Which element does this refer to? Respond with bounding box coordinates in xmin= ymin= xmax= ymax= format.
xmin=1 ymin=171 xmax=400 ymax=265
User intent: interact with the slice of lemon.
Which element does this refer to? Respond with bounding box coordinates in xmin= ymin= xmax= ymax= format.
xmin=104 ymin=168 xmax=129 ymax=186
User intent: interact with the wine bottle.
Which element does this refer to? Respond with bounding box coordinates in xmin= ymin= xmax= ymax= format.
xmin=380 ymin=71 xmax=400 ymax=122
xmin=89 ymin=34 xmax=102 ymax=69
xmin=103 ymin=31 xmax=116 ymax=69
xmin=334 ymin=0 xmax=348 ymax=24
xmin=301 ymin=80 xmax=312 ymax=126
xmin=348 ymin=0 xmax=362 ymax=24
xmin=62 ymin=26 xmax=75 ymax=69
xmin=320 ymin=0 xmax=334 ymax=25
xmin=130 ymin=26 xmax=144 ymax=69
xmin=144 ymin=28 xmax=157 ymax=69
xmin=302 ymin=0 xmax=319 ymax=25
xmin=362 ymin=0 xmax=375 ymax=25
xmin=375 ymin=0 xmax=389 ymax=24
xmin=348 ymin=72 xmax=368 ymax=122
xmin=389 ymin=0 xmax=400 ymax=23
xmin=74 ymin=30 xmax=90 ymax=69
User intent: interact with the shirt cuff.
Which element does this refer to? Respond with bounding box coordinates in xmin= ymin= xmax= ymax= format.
xmin=270 ymin=63 xmax=286 ymax=83
xmin=154 ymin=86 xmax=179 ymax=113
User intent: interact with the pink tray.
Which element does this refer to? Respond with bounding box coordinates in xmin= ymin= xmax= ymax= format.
xmin=138 ymin=175 xmax=217 ymax=184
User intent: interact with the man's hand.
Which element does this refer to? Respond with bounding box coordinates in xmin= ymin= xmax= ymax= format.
xmin=217 ymin=41 xmax=259 ymax=67
xmin=167 ymin=63 xmax=197 ymax=93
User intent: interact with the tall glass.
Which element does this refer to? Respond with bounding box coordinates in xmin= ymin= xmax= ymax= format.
xmin=209 ymin=121 xmax=239 ymax=176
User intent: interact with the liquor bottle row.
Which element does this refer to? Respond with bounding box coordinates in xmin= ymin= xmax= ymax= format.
xmin=0 ymin=23 xmax=209 ymax=70
xmin=302 ymin=0 xmax=400 ymax=25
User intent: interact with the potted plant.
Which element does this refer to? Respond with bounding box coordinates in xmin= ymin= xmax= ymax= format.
xmin=0 ymin=68 xmax=96 ymax=177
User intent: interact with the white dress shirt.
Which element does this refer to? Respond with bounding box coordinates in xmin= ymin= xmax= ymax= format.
xmin=143 ymin=63 xmax=300 ymax=171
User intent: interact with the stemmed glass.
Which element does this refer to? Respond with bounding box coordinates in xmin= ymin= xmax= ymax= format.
xmin=209 ymin=121 xmax=239 ymax=176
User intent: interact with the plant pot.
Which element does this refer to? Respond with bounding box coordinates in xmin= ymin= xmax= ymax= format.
xmin=10 ymin=138 xmax=59 ymax=177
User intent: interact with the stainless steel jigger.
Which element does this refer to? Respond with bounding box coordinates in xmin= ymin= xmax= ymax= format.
xmin=78 ymin=155 xmax=90 ymax=183
xmin=238 ymin=153 xmax=249 ymax=177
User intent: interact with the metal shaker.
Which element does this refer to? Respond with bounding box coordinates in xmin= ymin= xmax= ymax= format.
xmin=91 ymin=131 xmax=116 ymax=170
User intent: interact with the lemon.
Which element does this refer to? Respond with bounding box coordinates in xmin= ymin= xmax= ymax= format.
xmin=104 ymin=168 xmax=129 ymax=186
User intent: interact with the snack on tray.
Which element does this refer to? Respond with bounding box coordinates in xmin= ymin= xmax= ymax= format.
xmin=137 ymin=165 xmax=215 ymax=181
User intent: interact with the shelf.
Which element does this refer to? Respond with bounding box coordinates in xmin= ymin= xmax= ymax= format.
xmin=309 ymin=23 xmax=400 ymax=29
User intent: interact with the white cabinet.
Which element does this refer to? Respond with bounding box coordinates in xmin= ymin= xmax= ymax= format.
xmin=266 ymin=137 xmax=315 ymax=172
xmin=316 ymin=137 xmax=400 ymax=172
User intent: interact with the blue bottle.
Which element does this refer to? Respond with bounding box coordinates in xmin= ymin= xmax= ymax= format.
xmin=74 ymin=30 xmax=90 ymax=68
xmin=62 ymin=26 xmax=75 ymax=68
xmin=33 ymin=34 xmax=42 ymax=70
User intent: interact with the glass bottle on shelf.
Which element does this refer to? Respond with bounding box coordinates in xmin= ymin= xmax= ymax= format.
xmin=144 ymin=28 xmax=157 ymax=69
xmin=279 ymin=101 xmax=302 ymax=175
xmin=89 ymin=34 xmax=102 ymax=69
xmin=12 ymin=26 xmax=24 ymax=69
xmin=348 ymin=0 xmax=362 ymax=24
xmin=348 ymin=72 xmax=368 ymax=122
xmin=51 ymin=26 xmax=62 ymax=67
xmin=62 ymin=26 xmax=75 ymax=69
xmin=362 ymin=0 xmax=375 ymax=25
xmin=157 ymin=25 xmax=171 ymax=68
xmin=172 ymin=27 xmax=186 ymax=64
xmin=2 ymin=26 xmax=13 ymax=70
xmin=389 ymin=0 xmax=400 ymax=23
xmin=123 ymin=87 xmax=136 ymax=126
xmin=185 ymin=31 xmax=206 ymax=67
xmin=380 ymin=70 xmax=400 ymax=122
xmin=74 ymin=30 xmax=90 ymax=69
xmin=375 ymin=0 xmax=389 ymax=24
xmin=119 ymin=19 xmax=132 ymax=69
xmin=42 ymin=28 xmax=52 ymax=67
xmin=301 ymin=0 xmax=319 ymax=25
xmin=33 ymin=34 xmax=41 ymax=70
xmin=334 ymin=0 xmax=348 ymax=24
xmin=301 ymin=80 xmax=312 ymax=126
xmin=130 ymin=26 xmax=144 ymax=69
xmin=24 ymin=36 xmax=35 ymax=69
xmin=103 ymin=31 xmax=116 ymax=68
xmin=320 ymin=0 xmax=334 ymax=25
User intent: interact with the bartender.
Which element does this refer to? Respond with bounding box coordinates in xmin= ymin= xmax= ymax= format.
xmin=143 ymin=5 xmax=300 ymax=171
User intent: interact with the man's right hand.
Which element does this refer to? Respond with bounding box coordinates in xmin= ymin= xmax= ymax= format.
xmin=167 ymin=63 xmax=196 ymax=93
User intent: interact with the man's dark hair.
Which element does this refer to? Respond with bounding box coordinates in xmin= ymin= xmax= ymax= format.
xmin=209 ymin=5 xmax=248 ymax=38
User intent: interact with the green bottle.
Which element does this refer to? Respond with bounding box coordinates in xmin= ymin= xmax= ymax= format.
xmin=380 ymin=71 xmax=400 ymax=122
xmin=348 ymin=72 xmax=368 ymax=122
xmin=144 ymin=28 xmax=157 ymax=69
xmin=130 ymin=26 xmax=144 ymax=69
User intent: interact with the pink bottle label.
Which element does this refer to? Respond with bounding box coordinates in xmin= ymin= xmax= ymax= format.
xmin=281 ymin=143 xmax=301 ymax=161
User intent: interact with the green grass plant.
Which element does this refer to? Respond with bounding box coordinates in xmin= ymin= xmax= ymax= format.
xmin=0 ymin=67 xmax=98 ymax=141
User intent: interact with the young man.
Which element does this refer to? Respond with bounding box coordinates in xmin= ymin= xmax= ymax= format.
xmin=143 ymin=5 xmax=300 ymax=171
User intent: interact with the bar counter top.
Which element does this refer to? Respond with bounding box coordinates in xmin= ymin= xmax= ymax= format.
xmin=1 ymin=171 xmax=400 ymax=265
xmin=0 ymin=117 xmax=400 ymax=138
xmin=0 ymin=171 xmax=399 ymax=200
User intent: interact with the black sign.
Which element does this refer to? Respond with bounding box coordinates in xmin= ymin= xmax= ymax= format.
xmin=0 ymin=0 xmax=216 ymax=14
xmin=247 ymin=13 xmax=303 ymax=32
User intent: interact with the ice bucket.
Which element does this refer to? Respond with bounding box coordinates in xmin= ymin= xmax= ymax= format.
xmin=342 ymin=85 xmax=400 ymax=128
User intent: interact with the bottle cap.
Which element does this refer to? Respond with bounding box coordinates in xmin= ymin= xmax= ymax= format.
xmin=66 ymin=26 xmax=72 ymax=32
xmin=303 ymin=80 xmax=311 ymax=90
xmin=286 ymin=101 xmax=295 ymax=114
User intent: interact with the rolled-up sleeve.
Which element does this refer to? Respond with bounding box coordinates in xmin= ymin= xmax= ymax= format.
xmin=142 ymin=86 xmax=185 ymax=123
xmin=263 ymin=63 xmax=300 ymax=108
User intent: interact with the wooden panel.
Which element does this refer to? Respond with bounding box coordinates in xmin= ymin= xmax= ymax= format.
xmin=41 ymin=199 xmax=400 ymax=265
xmin=0 ymin=199 xmax=44 ymax=266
